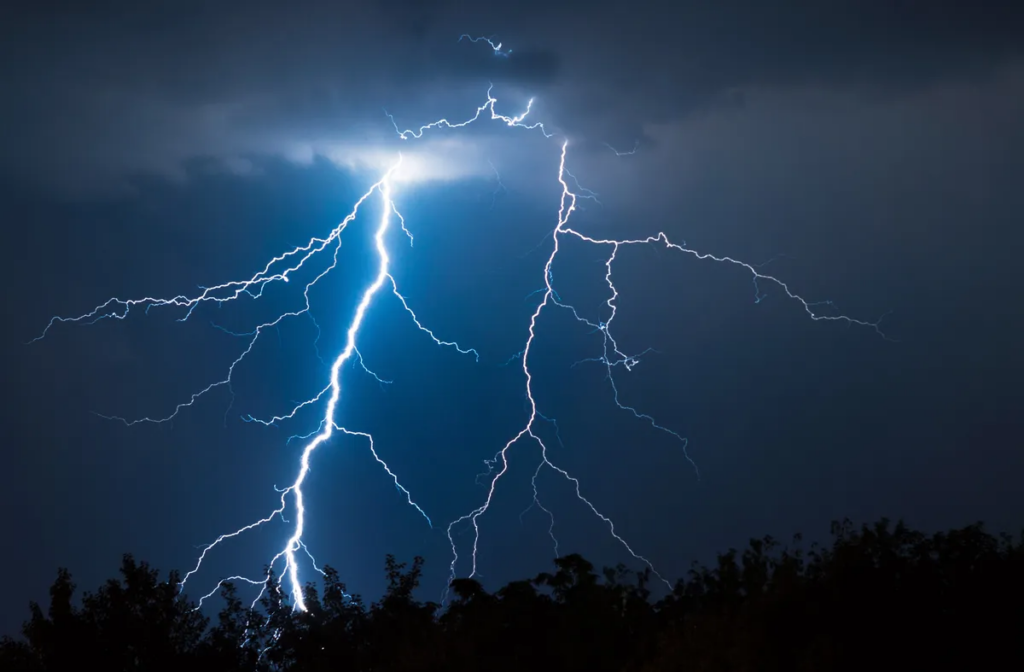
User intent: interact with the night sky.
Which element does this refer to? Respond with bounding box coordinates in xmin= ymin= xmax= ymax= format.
xmin=2 ymin=0 xmax=1022 ymax=634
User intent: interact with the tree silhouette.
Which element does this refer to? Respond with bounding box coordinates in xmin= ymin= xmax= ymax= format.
xmin=3 ymin=518 xmax=1022 ymax=671
xmin=2 ymin=555 xmax=207 ymax=671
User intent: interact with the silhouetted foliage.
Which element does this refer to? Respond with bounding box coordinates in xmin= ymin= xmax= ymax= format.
xmin=3 ymin=518 xmax=1023 ymax=671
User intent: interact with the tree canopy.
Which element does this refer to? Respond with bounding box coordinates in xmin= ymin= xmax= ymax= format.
xmin=3 ymin=518 xmax=1022 ymax=671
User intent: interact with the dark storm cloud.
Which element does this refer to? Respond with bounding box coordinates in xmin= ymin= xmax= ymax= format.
xmin=533 ymin=1 xmax=1024 ymax=145
xmin=0 ymin=0 xmax=566 ymax=194
xmin=0 ymin=0 xmax=1021 ymax=193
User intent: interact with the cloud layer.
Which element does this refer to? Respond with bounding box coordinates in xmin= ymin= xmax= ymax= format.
xmin=1 ymin=0 xmax=1021 ymax=196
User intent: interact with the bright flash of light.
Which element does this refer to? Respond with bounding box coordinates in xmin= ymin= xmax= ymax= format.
xmin=30 ymin=36 xmax=887 ymax=614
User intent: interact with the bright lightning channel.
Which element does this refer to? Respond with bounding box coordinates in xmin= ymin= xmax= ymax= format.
xmin=459 ymin=34 xmax=512 ymax=58
xmin=30 ymin=36 xmax=887 ymax=614
xmin=29 ymin=152 xmax=479 ymax=612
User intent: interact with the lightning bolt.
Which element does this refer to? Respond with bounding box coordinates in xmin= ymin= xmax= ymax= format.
xmin=487 ymin=158 xmax=507 ymax=210
xmin=30 ymin=36 xmax=887 ymax=615
xmin=459 ymin=34 xmax=512 ymax=58
xmin=440 ymin=136 xmax=888 ymax=592
xmin=604 ymin=140 xmax=640 ymax=156
xmin=30 ymin=153 xmax=474 ymax=612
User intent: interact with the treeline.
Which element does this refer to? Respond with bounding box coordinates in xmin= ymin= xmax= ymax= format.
xmin=2 ymin=518 xmax=1023 ymax=671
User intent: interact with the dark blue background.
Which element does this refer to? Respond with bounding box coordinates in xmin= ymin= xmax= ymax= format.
xmin=2 ymin=0 xmax=1022 ymax=636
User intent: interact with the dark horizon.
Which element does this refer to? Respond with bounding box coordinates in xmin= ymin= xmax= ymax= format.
xmin=5 ymin=516 xmax=1022 ymax=670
